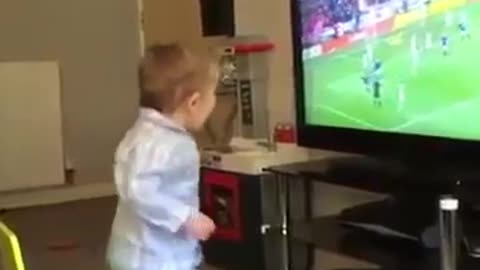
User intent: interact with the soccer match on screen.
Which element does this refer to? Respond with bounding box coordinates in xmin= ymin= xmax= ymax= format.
xmin=300 ymin=0 xmax=480 ymax=140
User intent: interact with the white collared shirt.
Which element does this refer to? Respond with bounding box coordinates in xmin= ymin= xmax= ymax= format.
xmin=107 ymin=108 xmax=201 ymax=270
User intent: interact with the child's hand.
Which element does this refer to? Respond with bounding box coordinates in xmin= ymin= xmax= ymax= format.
xmin=184 ymin=212 xmax=216 ymax=241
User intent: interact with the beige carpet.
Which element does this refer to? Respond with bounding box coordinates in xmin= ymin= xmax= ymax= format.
xmin=0 ymin=197 xmax=221 ymax=270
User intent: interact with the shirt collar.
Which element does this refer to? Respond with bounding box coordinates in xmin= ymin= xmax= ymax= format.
xmin=139 ymin=108 xmax=186 ymax=133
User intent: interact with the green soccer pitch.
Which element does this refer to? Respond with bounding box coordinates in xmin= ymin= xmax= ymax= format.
xmin=303 ymin=1 xmax=480 ymax=140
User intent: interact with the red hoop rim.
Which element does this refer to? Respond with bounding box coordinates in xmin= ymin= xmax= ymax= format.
xmin=234 ymin=42 xmax=275 ymax=54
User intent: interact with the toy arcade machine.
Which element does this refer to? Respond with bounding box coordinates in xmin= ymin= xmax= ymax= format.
xmin=200 ymin=37 xmax=309 ymax=270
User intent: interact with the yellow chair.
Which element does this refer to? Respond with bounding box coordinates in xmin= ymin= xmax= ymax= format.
xmin=0 ymin=222 xmax=25 ymax=270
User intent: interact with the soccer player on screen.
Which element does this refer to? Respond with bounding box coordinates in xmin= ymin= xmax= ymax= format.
xmin=459 ymin=22 xmax=470 ymax=40
xmin=458 ymin=13 xmax=470 ymax=40
xmin=372 ymin=60 xmax=383 ymax=107
xmin=361 ymin=64 xmax=373 ymax=92
xmin=441 ymin=35 xmax=449 ymax=56
xmin=361 ymin=46 xmax=374 ymax=90
xmin=411 ymin=35 xmax=419 ymax=75
xmin=373 ymin=78 xmax=381 ymax=107
xmin=425 ymin=32 xmax=433 ymax=49
xmin=373 ymin=59 xmax=382 ymax=74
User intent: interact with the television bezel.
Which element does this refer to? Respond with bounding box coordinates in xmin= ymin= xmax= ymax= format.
xmin=290 ymin=0 xmax=480 ymax=160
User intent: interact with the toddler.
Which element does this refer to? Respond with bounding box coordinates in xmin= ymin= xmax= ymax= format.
xmin=107 ymin=43 xmax=219 ymax=270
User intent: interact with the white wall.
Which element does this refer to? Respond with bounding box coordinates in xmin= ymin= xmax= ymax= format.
xmin=0 ymin=0 xmax=141 ymax=185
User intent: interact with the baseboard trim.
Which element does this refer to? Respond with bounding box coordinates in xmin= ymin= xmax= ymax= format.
xmin=0 ymin=182 xmax=116 ymax=210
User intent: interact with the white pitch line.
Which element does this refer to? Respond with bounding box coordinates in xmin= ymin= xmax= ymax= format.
xmin=388 ymin=97 xmax=480 ymax=131
xmin=317 ymin=105 xmax=382 ymax=130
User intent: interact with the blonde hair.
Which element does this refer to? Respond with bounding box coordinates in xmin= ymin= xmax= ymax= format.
xmin=139 ymin=43 xmax=219 ymax=112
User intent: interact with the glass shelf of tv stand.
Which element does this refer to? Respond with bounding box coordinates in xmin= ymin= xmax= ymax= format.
xmin=288 ymin=214 xmax=480 ymax=270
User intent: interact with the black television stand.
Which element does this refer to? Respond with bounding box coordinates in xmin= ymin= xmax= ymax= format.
xmin=338 ymin=194 xmax=440 ymax=248
xmin=296 ymin=156 xmax=451 ymax=247
xmin=266 ymin=156 xmax=480 ymax=270
xmin=300 ymin=155 xmax=480 ymax=246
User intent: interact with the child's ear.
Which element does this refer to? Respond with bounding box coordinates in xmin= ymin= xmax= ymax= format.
xmin=188 ymin=91 xmax=201 ymax=108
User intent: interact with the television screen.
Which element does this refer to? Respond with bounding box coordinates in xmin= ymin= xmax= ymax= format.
xmin=299 ymin=0 xmax=480 ymax=141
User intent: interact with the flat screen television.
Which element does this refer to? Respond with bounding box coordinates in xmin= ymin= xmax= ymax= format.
xmin=291 ymin=0 xmax=480 ymax=161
